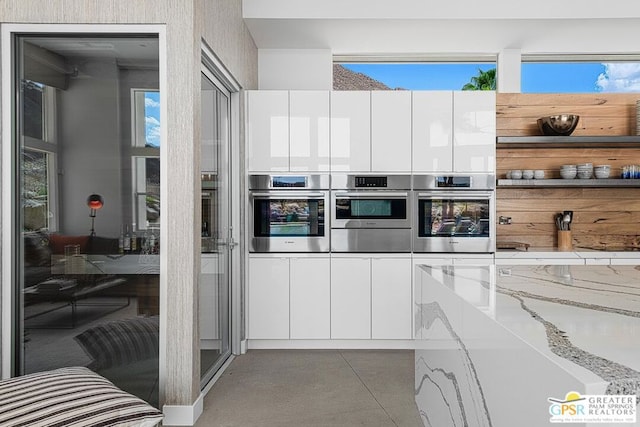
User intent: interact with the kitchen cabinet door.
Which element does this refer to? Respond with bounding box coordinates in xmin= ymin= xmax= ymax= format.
xmin=247 ymin=90 xmax=289 ymax=172
xmin=371 ymin=91 xmax=412 ymax=172
xmin=371 ymin=257 xmax=412 ymax=339
xmin=248 ymin=256 xmax=290 ymax=339
xmin=453 ymin=91 xmax=496 ymax=173
xmin=330 ymin=91 xmax=371 ymax=172
xmin=330 ymin=257 xmax=371 ymax=339
xmin=289 ymin=91 xmax=330 ymax=172
xmin=290 ymin=257 xmax=330 ymax=339
xmin=412 ymin=91 xmax=454 ymax=172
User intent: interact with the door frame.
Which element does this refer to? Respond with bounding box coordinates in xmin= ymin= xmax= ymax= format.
xmin=200 ymin=41 xmax=243 ymax=367
xmin=1 ymin=23 xmax=167 ymax=378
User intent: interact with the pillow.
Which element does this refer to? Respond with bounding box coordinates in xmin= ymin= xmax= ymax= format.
xmin=74 ymin=316 xmax=159 ymax=370
xmin=0 ymin=366 xmax=163 ymax=427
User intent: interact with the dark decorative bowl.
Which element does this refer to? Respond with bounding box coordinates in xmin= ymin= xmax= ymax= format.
xmin=537 ymin=114 xmax=580 ymax=136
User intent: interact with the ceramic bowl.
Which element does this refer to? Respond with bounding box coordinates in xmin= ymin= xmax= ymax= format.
xmin=510 ymin=169 xmax=522 ymax=179
xmin=534 ymin=170 xmax=545 ymax=179
xmin=522 ymin=170 xmax=534 ymax=180
xmin=560 ymin=169 xmax=577 ymax=179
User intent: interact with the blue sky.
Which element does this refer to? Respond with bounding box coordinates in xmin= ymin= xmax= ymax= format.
xmin=341 ymin=62 xmax=640 ymax=93
xmin=144 ymin=91 xmax=161 ymax=147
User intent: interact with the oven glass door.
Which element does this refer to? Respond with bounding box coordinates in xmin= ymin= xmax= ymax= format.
xmin=418 ymin=197 xmax=491 ymax=237
xmin=335 ymin=198 xmax=407 ymax=220
xmin=253 ymin=196 xmax=325 ymax=238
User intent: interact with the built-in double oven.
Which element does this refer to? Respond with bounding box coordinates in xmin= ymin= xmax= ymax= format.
xmin=331 ymin=174 xmax=412 ymax=252
xmin=412 ymin=174 xmax=496 ymax=253
xmin=249 ymin=173 xmax=495 ymax=254
xmin=249 ymin=174 xmax=330 ymax=252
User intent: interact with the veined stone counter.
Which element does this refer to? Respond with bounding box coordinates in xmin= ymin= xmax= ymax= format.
xmin=496 ymin=248 xmax=640 ymax=265
xmin=414 ymin=264 xmax=640 ymax=426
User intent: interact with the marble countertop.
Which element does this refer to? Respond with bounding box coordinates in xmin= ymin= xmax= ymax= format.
xmin=496 ymin=247 xmax=640 ymax=259
xmin=416 ymin=263 xmax=640 ymax=395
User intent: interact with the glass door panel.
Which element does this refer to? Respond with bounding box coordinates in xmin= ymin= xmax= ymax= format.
xmin=200 ymin=70 xmax=231 ymax=386
xmin=14 ymin=34 xmax=160 ymax=406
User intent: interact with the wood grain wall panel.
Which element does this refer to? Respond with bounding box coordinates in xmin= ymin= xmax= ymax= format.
xmin=497 ymin=93 xmax=639 ymax=137
xmin=496 ymin=93 xmax=640 ymax=249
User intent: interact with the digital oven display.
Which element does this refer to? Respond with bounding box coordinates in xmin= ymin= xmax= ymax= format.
xmin=436 ymin=176 xmax=471 ymax=188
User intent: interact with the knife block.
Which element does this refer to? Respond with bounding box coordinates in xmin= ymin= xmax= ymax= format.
xmin=557 ymin=230 xmax=572 ymax=251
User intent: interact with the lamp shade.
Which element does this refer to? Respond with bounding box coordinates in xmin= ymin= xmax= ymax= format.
xmin=87 ymin=194 xmax=104 ymax=210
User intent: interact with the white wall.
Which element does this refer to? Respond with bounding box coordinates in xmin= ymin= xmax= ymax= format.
xmin=259 ymin=49 xmax=332 ymax=90
xmin=58 ymin=58 xmax=122 ymax=237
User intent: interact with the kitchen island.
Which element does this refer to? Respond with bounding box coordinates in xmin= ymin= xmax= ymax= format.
xmin=414 ymin=264 xmax=640 ymax=426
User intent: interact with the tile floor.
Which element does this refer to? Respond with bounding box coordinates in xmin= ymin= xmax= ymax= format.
xmin=195 ymin=349 xmax=422 ymax=427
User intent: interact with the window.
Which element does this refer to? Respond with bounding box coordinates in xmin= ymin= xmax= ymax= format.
xmin=21 ymin=81 xmax=57 ymax=231
xmin=334 ymin=61 xmax=497 ymax=91
xmin=522 ymin=57 xmax=640 ymax=93
xmin=132 ymin=90 xmax=160 ymax=231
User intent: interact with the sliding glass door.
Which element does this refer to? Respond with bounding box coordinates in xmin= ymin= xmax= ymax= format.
xmin=200 ymin=67 xmax=232 ymax=386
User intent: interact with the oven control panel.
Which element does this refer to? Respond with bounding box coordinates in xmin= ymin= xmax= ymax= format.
xmin=355 ymin=176 xmax=387 ymax=187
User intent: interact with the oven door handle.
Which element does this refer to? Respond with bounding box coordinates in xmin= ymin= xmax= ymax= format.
xmin=333 ymin=191 xmax=409 ymax=198
xmin=416 ymin=191 xmax=494 ymax=199
xmin=250 ymin=191 xmax=327 ymax=198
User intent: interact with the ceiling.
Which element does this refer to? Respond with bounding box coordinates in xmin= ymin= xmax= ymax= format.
xmin=242 ymin=1 xmax=640 ymax=56
xmin=24 ymin=36 xmax=159 ymax=63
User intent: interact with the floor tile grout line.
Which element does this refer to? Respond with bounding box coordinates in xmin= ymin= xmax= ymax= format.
xmin=338 ymin=350 xmax=399 ymax=427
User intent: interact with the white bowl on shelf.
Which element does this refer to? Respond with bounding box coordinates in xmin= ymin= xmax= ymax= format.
xmin=594 ymin=165 xmax=611 ymax=179
xmin=560 ymin=169 xmax=577 ymax=179
xmin=510 ymin=169 xmax=522 ymax=179
xmin=522 ymin=169 xmax=534 ymax=179
xmin=534 ymin=170 xmax=545 ymax=179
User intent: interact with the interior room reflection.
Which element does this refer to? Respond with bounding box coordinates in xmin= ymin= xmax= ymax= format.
xmin=19 ymin=35 xmax=160 ymax=406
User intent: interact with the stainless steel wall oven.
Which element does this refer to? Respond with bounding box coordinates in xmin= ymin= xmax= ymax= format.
xmin=331 ymin=174 xmax=412 ymax=252
xmin=412 ymin=174 xmax=495 ymax=253
xmin=249 ymin=174 xmax=330 ymax=252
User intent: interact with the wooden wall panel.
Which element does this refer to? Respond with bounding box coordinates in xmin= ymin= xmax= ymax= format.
xmin=497 ymin=93 xmax=639 ymax=136
xmin=496 ymin=93 xmax=640 ymax=249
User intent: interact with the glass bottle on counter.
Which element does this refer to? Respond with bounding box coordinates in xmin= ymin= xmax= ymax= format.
xmin=123 ymin=224 xmax=131 ymax=253
xmin=118 ymin=225 xmax=125 ymax=254
xmin=131 ymin=224 xmax=137 ymax=253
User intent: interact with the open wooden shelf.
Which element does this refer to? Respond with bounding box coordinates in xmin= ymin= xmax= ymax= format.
xmin=497 ymin=136 xmax=640 ymax=148
xmin=497 ymin=178 xmax=640 ymax=188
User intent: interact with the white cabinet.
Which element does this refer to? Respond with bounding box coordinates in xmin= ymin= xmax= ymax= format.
xmin=248 ymin=255 xmax=330 ymax=340
xmin=412 ymin=91 xmax=495 ymax=173
xmin=330 ymin=91 xmax=371 ymax=172
xmin=248 ymin=256 xmax=290 ymax=339
xmin=371 ymin=91 xmax=412 ymax=172
xmin=412 ymin=91 xmax=453 ymax=173
xmin=289 ymin=91 xmax=330 ymax=171
xmin=330 ymin=257 xmax=371 ymax=339
xmin=247 ymin=90 xmax=329 ymax=172
xmin=247 ymin=91 xmax=289 ymax=172
xmin=331 ymin=255 xmax=412 ymax=340
xmin=371 ymin=257 xmax=412 ymax=339
xmin=290 ymin=257 xmax=330 ymax=339
xmin=453 ymin=91 xmax=496 ymax=173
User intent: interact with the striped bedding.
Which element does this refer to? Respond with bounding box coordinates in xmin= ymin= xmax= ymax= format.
xmin=74 ymin=317 xmax=159 ymax=370
xmin=0 ymin=367 xmax=163 ymax=427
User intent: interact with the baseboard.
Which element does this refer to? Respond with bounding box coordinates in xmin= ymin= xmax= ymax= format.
xmin=162 ymin=354 xmax=235 ymax=426
xmin=162 ymin=393 xmax=204 ymax=426
xmin=247 ymin=339 xmax=415 ymax=350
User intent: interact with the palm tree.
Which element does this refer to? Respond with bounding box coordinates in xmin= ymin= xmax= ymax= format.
xmin=462 ymin=68 xmax=496 ymax=91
